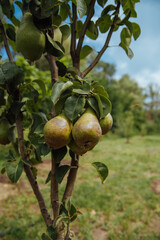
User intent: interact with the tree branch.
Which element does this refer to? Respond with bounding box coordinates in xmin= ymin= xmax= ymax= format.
xmin=62 ymin=155 xmax=79 ymax=203
xmin=81 ymin=1 xmax=120 ymax=78
xmin=16 ymin=115 xmax=53 ymax=227
xmin=51 ymin=151 xmax=60 ymax=220
xmin=0 ymin=20 xmax=14 ymax=62
xmin=70 ymin=3 xmax=78 ymax=68
xmin=1 ymin=18 xmax=52 ymax=227
xmin=76 ymin=0 xmax=96 ymax=58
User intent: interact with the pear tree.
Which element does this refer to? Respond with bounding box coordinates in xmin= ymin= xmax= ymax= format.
xmin=0 ymin=0 xmax=141 ymax=239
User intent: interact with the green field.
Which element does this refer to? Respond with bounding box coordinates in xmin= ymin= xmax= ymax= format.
xmin=0 ymin=135 xmax=160 ymax=240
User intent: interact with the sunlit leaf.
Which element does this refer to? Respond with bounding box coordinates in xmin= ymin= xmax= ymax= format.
xmin=92 ymin=162 xmax=109 ymax=184
xmin=51 ymin=81 xmax=73 ymax=105
xmin=64 ymin=95 xmax=86 ymax=121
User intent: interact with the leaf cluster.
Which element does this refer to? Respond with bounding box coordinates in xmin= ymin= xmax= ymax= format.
xmin=51 ymin=74 xmax=112 ymax=122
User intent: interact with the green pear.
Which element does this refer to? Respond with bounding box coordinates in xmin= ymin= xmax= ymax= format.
xmin=16 ymin=12 xmax=46 ymax=61
xmin=68 ymin=139 xmax=88 ymax=156
xmin=0 ymin=118 xmax=11 ymax=145
xmin=100 ymin=113 xmax=113 ymax=135
xmin=44 ymin=113 xmax=72 ymax=149
xmin=72 ymin=108 xmax=102 ymax=151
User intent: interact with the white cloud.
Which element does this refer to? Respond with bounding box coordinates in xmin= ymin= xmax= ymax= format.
xmin=134 ymin=67 xmax=160 ymax=88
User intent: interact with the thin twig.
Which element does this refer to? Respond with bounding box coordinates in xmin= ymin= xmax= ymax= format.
xmin=0 ymin=20 xmax=14 ymax=62
xmin=62 ymin=155 xmax=79 ymax=203
xmin=76 ymin=0 xmax=96 ymax=58
xmin=81 ymin=1 xmax=121 ymax=78
xmin=70 ymin=3 xmax=77 ymax=68
xmin=1 ymin=18 xmax=52 ymax=227
xmin=16 ymin=115 xmax=53 ymax=227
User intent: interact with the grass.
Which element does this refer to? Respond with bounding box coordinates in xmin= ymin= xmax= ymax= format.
xmin=0 ymin=135 xmax=160 ymax=240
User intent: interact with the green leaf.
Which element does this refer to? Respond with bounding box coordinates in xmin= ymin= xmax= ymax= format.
xmin=55 ymin=91 xmax=70 ymax=115
xmin=94 ymin=94 xmax=103 ymax=119
xmin=41 ymin=144 xmax=50 ymax=156
xmin=41 ymin=233 xmax=51 ymax=240
xmin=87 ymin=96 xmax=100 ymax=118
xmin=101 ymin=4 xmax=116 ymax=17
xmin=51 ymin=81 xmax=73 ymax=105
xmin=80 ymin=45 xmax=93 ymax=59
xmin=97 ymin=0 xmax=108 ymax=8
xmin=93 ymin=85 xmax=109 ymax=98
xmin=132 ymin=22 xmax=141 ymax=40
xmin=52 ymin=146 xmax=67 ymax=163
xmin=6 ymin=161 xmax=23 ymax=183
xmin=1 ymin=62 xmax=24 ymax=92
xmin=76 ymin=20 xmax=83 ymax=38
xmin=6 ymin=24 xmax=16 ymax=41
xmin=0 ymin=68 xmax=5 ymax=85
xmin=30 ymin=113 xmax=46 ymax=134
xmin=45 ymin=171 xmax=51 ymax=184
xmin=60 ymin=24 xmax=71 ymax=41
xmin=10 ymin=101 xmax=25 ymax=115
xmin=55 ymin=165 xmax=70 ymax=184
xmin=56 ymin=61 xmax=67 ymax=77
xmin=59 ymin=3 xmax=70 ymax=21
xmin=119 ymin=42 xmax=134 ymax=59
xmin=86 ymin=21 xmax=99 ymax=40
xmin=99 ymin=95 xmax=112 ymax=118
xmin=77 ymin=0 xmax=87 ymax=18
xmin=69 ymin=203 xmax=77 ymax=222
xmin=72 ymin=89 xmax=89 ymax=95
xmin=46 ymin=33 xmax=64 ymax=58
xmin=64 ymin=95 xmax=86 ymax=121
xmin=33 ymin=80 xmax=46 ymax=97
xmin=97 ymin=15 xmax=112 ymax=33
xmin=92 ymin=162 xmax=109 ymax=184
xmin=120 ymin=27 xmax=132 ymax=47
xmin=47 ymin=225 xmax=58 ymax=240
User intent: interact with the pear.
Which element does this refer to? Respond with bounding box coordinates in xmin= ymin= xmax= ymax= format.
xmin=100 ymin=113 xmax=113 ymax=135
xmin=68 ymin=139 xmax=88 ymax=156
xmin=0 ymin=118 xmax=11 ymax=145
xmin=16 ymin=12 xmax=46 ymax=61
xmin=44 ymin=113 xmax=72 ymax=149
xmin=72 ymin=108 xmax=102 ymax=151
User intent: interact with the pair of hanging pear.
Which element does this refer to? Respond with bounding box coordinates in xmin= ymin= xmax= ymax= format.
xmin=44 ymin=108 xmax=113 ymax=155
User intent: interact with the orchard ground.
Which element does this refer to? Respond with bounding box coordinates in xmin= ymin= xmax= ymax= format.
xmin=0 ymin=135 xmax=160 ymax=240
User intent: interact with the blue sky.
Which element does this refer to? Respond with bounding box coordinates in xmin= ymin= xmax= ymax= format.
xmin=87 ymin=0 xmax=160 ymax=88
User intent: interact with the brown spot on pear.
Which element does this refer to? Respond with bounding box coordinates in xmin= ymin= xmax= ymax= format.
xmin=100 ymin=113 xmax=113 ymax=135
xmin=72 ymin=108 xmax=102 ymax=151
xmin=68 ymin=139 xmax=88 ymax=156
xmin=16 ymin=13 xmax=46 ymax=61
xmin=44 ymin=113 xmax=72 ymax=149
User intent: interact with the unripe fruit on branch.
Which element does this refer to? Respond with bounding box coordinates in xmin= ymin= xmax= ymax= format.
xmin=16 ymin=13 xmax=46 ymax=61
xmin=100 ymin=113 xmax=113 ymax=135
xmin=72 ymin=108 xmax=102 ymax=151
xmin=44 ymin=113 xmax=72 ymax=150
